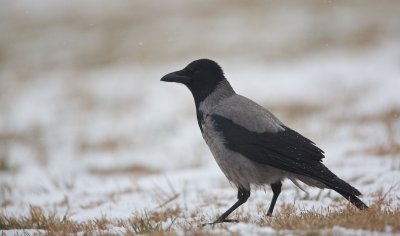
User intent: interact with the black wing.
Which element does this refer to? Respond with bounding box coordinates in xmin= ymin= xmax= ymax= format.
xmin=211 ymin=114 xmax=361 ymax=196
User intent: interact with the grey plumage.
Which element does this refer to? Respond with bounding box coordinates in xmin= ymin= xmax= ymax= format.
xmin=161 ymin=59 xmax=368 ymax=224
xmin=199 ymin=83 xmax=286 ymax=190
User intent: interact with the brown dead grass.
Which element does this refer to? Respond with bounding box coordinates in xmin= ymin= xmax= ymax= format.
xmin=266 ymin=103 xmax=324 ymax=122
xmin=347 ymin=141 xmax=400 ymax=158
xmin=363 ymin=143 xmax=400 ymax=157
xmin=0 ymin=126 xmax=49 ymax=167
xmin=0 ymin=205 xmax=171 ymax=235
xmin=358 ymin=107 xmax=400 ymax=125
xmin=78 ymin=137 xmax=133 ymax=153
xmin=346 ymin=106 xmax=400 ymax=157
xmin=0 ymin=206 xmax=88 ymax=233
xmin=0 ymin=183 xmax=13 ymax=208
xmin=257 ymin=198 xmax=400 ymax=233
xmin=1 ymin=193 xmax=399 ymax=234
xmin=89 ymin=165 xmax=160 ymax=176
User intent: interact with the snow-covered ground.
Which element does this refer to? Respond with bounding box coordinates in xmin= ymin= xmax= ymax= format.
xmin=1 ymin=1 xmax=400 ymax=235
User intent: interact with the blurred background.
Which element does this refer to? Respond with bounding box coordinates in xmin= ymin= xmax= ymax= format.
xmin=1 ymin=0 xmax=399 ymax=220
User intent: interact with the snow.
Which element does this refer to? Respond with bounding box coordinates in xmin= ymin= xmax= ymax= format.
xmin=1 ymin=1 xmax=400 ymax=235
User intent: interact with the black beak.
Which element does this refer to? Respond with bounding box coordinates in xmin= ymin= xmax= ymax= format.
xmin=160 ymin=70 xmax=191 ymax=84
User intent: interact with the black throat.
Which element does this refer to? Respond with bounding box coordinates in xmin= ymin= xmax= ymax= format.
xmin=187 ymin=79 xmax=235 ymax=133
xmin=189 ymin=84 xmax=218 ymax=111
xmin=188 ymin=83 xmax=218 ymax=133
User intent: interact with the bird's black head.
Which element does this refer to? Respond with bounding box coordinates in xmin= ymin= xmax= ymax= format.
xmin=161 ymin=59 xmax=226 ymax=103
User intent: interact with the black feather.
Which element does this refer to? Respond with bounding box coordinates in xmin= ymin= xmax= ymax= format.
xmin=211 ymin=114 xmax=363 ymax=197
xmin=334 ymin=189 xmax=368 ymax=209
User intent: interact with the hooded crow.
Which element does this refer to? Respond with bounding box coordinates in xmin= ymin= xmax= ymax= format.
xmin=161 ymin=59 xmax=368 ymax=224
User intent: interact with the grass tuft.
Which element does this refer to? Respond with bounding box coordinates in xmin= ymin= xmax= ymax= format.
xmin=257 ymin=197 xmax=400 ymax=233
xmin=1 ymin=193 xmax=399 ymax=234
xmin=124 ymin=212 xmax=163 ymax=235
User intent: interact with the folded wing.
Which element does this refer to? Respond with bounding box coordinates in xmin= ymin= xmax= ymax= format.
xmin=211 ymin=114 xmax=362 ymax=196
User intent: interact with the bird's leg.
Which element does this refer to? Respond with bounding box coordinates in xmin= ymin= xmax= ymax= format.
xmin=203 ymin=187 xmax=250 ymax=226
xmin=267 ymin=181 xmax=282 ymax=216
xmin=214 ymin=187 xmax=250 ymax=223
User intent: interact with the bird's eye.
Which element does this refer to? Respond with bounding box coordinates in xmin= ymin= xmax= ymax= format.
xmin=186 ymin=67 xmax=199 ymax=75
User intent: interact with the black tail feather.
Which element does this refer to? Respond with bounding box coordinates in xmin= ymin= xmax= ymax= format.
xmin=334 ymin=188 xmax=368 ymax=210
xmin=320 ymin=173 xmax=368 ymax=210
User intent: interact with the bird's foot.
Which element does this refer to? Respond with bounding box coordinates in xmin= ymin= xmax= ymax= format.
xmin=202 ymin=218 xmax=239 ymax=227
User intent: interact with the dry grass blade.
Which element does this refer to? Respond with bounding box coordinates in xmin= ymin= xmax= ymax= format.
xmin=1 ymin=194 xmax=399 ymax=234
xmin=258 ymin=198 xmax=400 ymax=233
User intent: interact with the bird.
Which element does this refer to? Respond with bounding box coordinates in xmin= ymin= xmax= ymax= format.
xmin=160 ymin=59 xmax=368 ymax=224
